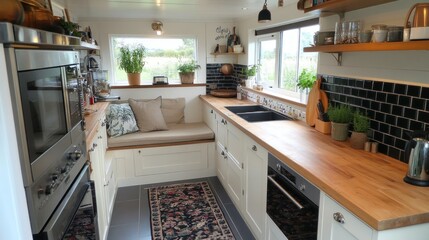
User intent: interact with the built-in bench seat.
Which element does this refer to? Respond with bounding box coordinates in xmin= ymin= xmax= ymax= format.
xmin=105 ymin=97 xmax=216 ymax=187
xmin=107 ymin=122 xmax=214 ymax=149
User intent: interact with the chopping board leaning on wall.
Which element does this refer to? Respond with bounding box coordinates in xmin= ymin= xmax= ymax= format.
xmin=306 ymin=77 xmax=328 ymax=127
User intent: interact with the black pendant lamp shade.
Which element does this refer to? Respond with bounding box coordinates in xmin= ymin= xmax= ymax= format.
xmin=258 ymin=0 xmax=271 ymax=23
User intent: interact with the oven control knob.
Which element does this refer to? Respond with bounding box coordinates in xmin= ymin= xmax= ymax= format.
xmin=276 ymin=164 xmax=281 ymax=171
xmin=68 ymin=150 xmax=82 ymax=161
xmin=299 ymin=184 xmax=306 ymax=192
xmin=45 ymin=185 xmax=53 ymax=195
xmin=60 ymin=166 xmax=67 ymax=174
xmin=51 ymin=174 xmax=59 ymax=181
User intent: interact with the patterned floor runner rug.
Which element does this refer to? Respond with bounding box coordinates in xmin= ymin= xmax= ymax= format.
xmin=149 ymin=181 xmax=235 ymax=240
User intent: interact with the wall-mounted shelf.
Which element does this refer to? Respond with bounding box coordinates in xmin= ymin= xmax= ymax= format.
xmin=303 ymin=0 xmax=397 ymax=16
xmin=210 ymin=52 xmax=245 ymax=57
xmin=79 ymin=42 xmax=100 ymax=50
xmin=304 ymin=41 xmax=429 ymax=53
xmin=304 ymin=41 xmax=429 ymax=65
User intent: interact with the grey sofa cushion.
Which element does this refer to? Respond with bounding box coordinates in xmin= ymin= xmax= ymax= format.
xmin=107 ymin=122 xmax=214 ymax=148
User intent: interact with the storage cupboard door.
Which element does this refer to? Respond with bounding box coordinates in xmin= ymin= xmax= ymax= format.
xmin=244 ymin=139 xmax=268 ymax=239
xmin=226 ymin=155 xmax=243 ymax=209
xmin=320 ymin=193 xmax=373 ymax=240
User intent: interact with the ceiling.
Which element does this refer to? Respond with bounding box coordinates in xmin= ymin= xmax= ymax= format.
xmin=59 ymin=0 xmax=298 ymax=21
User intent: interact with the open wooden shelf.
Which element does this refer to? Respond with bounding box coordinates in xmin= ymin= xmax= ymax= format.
xmin=210 ymin=52 xmax=245 ymax=56
xmin=303 ymin=0 xmax=397 ymax=15
xmin=304 ymin=41 xmax=429 ymax=53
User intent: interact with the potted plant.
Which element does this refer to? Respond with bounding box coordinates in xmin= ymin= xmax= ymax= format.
xmin=350 ymin=111 xmax=370 ymax=149
xmin=118 ymin=45 xmax=145 ymax=85
xmin=242 ymin=64 xmax=260 ymax=87
xmin=297 ymin=68 xmax=316 ymax=102
xmin=327 ymin=104 xmax=353 ymax=141
xmin=177 ymin=60 xmax=201 ymax=84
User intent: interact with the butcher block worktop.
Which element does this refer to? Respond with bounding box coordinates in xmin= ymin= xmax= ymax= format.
xmin=84 ymin=102 xmax=110 ymax=150
xmin=200 ymin=95 xmax=429 ymax=231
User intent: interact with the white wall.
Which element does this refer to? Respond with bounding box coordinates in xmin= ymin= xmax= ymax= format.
xmin=237 ymin=0 xmax=428 ymax=86
xmin=318 ymin=0 xmax=429 ymax=86
xmin=0 ymin=45 xmax=33 ymax=239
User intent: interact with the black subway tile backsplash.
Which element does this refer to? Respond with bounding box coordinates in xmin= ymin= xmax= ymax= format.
xmin=322 ymin=75 xmax=429 ymax=162
xmin=206 ymin=63 xmax=245 ymax=94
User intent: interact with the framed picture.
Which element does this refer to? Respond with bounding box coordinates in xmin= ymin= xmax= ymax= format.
xmin=51 ymin=2 xmax=65 ymax=18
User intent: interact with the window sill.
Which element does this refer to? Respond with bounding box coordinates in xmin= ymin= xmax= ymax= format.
xmin=111 ymin=83 xmax=206 ymax=89
xmin=243 ymin=87 xmax=307 ymax=108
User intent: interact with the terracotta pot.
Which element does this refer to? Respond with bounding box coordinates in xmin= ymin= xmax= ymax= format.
xmin=331 ymin=122 xmax=349 ymax=141
xmin=350 ymin=132 xmax=368 ymax=149
xmin=179 ymin=72 xmax=195 ymax=84
xmin=0 ymin=0 xmax=24 ymax=24
xmin=127 ymin=73 xmax=141 ymax=86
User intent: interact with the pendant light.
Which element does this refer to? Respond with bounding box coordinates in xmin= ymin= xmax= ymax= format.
xmin=258 ymin=0 xmax=271 ymax=23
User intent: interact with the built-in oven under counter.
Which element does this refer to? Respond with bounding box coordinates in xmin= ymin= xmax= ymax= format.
xmin=266 ymin=153 xmax=320 ymax=240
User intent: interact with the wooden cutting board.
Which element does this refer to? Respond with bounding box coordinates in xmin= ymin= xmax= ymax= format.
xmin=306 ymin=78 xmax=328 ymax=126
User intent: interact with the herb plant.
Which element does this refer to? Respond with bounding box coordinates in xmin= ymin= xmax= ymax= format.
xmin=242 ymin=64 xmax=260 ymax=78
xmin=177 ymin=60 xmax=201 ymax=73
xmin=118 ymin=45 xmax=146 ymax=74
xmin=353 ymin=112 xmax=370 ymax=133
xmin=297 ymin=68 xmax=316 ymax=90
xmin=327 ymin=105 xmax=353 ymax=124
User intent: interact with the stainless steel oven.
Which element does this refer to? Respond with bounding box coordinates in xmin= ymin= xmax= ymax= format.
xmin=2 ymin=32 xmax=92 ymax=240
xmin=34 ymin=164 xmax=98 ymax=240
xmin=266 ymin=153 xmax=320 ymax=240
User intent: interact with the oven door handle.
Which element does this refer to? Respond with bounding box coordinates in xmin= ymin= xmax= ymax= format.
xmin=267 ymin=175 xmax=304 ymax=210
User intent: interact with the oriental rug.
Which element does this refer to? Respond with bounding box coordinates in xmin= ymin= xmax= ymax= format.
xmin=149 ymin=181 xmax=235 ymax=240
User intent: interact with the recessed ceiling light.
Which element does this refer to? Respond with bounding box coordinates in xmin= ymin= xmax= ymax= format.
xmin=242 ymin=7 xmax=248 ymax=10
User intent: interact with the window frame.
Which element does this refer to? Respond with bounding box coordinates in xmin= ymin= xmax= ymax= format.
xmin=108 ymin=34 xmax=199 ymax=85
xmin=255 ymin=20 xmax=319 ymax=103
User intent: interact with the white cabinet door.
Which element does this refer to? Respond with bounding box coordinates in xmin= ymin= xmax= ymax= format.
xmin=266 ymin=215 xmax=287 ymax=240
xmin=216 ymin=142 xmax=228 ymax=186
xmin=203 ymin=104 xmax=217 ymax=132
xmin=226 ymin=154 xmax=243 ymax=208
xmin=244 ymin=138 xmax=268 ymax=240
xmin=104 ymin=161 xmax=116 ymax=225
xmin=319 ymin=192 xmax=373 ymax=240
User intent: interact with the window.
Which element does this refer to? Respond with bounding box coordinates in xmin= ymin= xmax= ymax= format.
xmin=110 ymin=36 xmax=197 ymax=85
xmin=256 ymin=19 xmax=319 ymax=102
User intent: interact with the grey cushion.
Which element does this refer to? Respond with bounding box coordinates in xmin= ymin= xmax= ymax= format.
xmin=107 ymin=122 xmax=214 ymax=148
xmin=129 ymin=97 xmax=168 ymax=132
xmin=106 ymin=104 xmax=139 ymax=137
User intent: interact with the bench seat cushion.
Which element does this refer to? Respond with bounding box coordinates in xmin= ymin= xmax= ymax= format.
xmin=107 ymin=122 xmax=214 ymax=148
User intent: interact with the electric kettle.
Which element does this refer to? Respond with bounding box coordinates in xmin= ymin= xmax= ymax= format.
xmin=404 ymin=3 xmax=429 ymax=40
xmin=404 ymin=131 xmax=429 ymax=186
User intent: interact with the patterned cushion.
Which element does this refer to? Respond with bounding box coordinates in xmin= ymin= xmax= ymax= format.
xmin=106 ymin=103 xmax=139 ymax=137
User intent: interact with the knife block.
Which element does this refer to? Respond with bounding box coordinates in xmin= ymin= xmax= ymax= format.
xmin=315 ymin=119 xmax=331 ymax=135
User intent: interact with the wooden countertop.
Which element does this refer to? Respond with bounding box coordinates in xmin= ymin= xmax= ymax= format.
xmin=84 ymin=102 xmax=110 ymax=150
xmin=200 ymin=95 xmax=429 ymax=231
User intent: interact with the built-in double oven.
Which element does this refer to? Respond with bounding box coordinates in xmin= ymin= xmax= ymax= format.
xmin=266 ymin=153 xmax=320 ymax=240
xmin=4 ymin=47 xmax=97 ymax=239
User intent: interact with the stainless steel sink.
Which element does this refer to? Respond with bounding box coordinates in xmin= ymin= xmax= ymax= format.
xmin=225 ymin=105 xmax=292 ymax=122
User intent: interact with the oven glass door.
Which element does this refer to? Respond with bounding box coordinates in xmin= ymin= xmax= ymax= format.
xmin=65 ymin=65 xmax=83 ymax=129
xmin=19 ymin=68 xmax=67 ymax=163
xmin=267 ymin=167 xmax=318 ymax=240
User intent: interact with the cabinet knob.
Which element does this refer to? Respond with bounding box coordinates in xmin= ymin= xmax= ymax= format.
xmin=210 ymin=110 xmax=213 ymax=114
xmin=101 ymin=121 xmax=106 ymax=127
xmin=252 ymin=145 xmax=257 ymax=151
xmin=333 ymin=212 xmax=345 ymax=224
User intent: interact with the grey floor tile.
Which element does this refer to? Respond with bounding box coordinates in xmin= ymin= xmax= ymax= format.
xmin=222 ymin=203 xmax=255 ymax=240
xmin=208 ymin=177 xmax=233 ymax=204
xmin=110 ymin=199 xmax=140 ymax=227
xmin=139 ymin=187 xmax=151 ymax=238
xmin=107 ymin=223 xmax=139 ymax=240
xmin=115 ymin=185 xmax=140 ymax=202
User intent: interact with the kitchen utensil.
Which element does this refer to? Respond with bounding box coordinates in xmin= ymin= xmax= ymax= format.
xmin=220 ymin=64 xmax=234 ymax=75
xmin=227 ymin=27 xmax=240 ymax=52
xmin=405 ymin=3 xmax=429 ymax=40
xmin=210 ymin=89 xmax=237 ymax=98
xmin=305 ymin=78 xmax=327 ymax=127
xmin=404 ymin=130 xmax=429 ymax=186
xmin=317 ymin=100 xmax=324 ymax=120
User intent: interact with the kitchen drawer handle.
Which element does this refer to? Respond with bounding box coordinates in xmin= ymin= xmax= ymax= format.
xmin=333 ymin=212 xmax=345 ymax=224
xmin=93 ymin=143 xmax=98 ymax=148
xmin=101 ymin=122 xmax=106 ymax=127
xmin=267 ymin=175 xmax=304 ymax=210
xmin=252 ymin=145 xmax=257 ymax=151
xmin=104 ymin=180 xmax=110 ymax=187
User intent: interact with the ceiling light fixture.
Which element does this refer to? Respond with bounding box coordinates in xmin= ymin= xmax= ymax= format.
xmin=152 ymin=21 xmax=163 ymax=35
xmin=258 ymin=0 xmax=271 ymax=23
